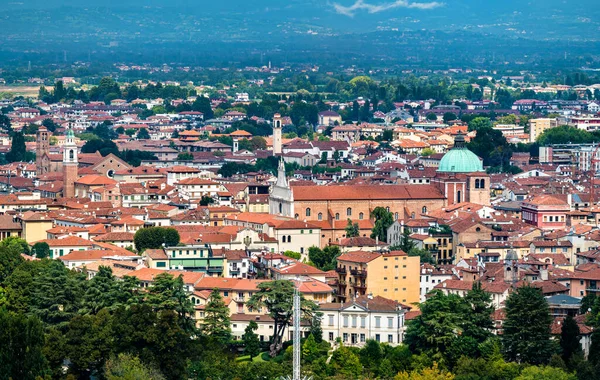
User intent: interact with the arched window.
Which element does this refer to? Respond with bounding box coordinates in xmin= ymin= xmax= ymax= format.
xmin=411 ymin=212 xmax=415 ymax=219
xmin=457 ymin=190 xmax=461 ymax=203
xmin=422 ymin=206 xmax=427 ymax=214
xmin=282 ymin=236 xmax=286 ymax=243
xmin=386 ymin=207 xmax=390 ymax=212
xmin=288 ymin=235 xmax=292 ymax=243
xmin=69 ymin=149 xmax=74 ymax=161
xmin=394 ymin=212 xmax=399 ymax=220
xmin=347 ymin=207 xmax=352 ymax=217
xmin=306 ymin=208 xmax=311 ymax=217
xmin=480 ymin=179 xmax=485 ymax=188
xmin=359 ymin=212 xmax=364 ymax=220
xmin=279 ymin=203 xmax=283 ymax=214
xmin=475 ymin=179 xmax=480 ymax=189
xmin=335 ymin=213 xmax=340 ymax=220
xmin=294 ymin=213 xmax=299 ymax=219
xmin=318 ymin=212 xmax=323 ymax=221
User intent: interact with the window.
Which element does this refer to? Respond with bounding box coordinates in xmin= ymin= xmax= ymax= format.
xmin=422 ymin=206 xmax=427 ymax=214
xmin=375 ymin=334 xmax=380 ymax=342
xmin=375 ymin=316 xmax=381 ymax=328
xmin=343 ymin=333 xmax=348 ymax=342
xmin=306 ymin=208 xmax=311 ymax=217
xmin=359 ymin=212 xmax=364 ymax=220
xmin=388 ymin=317 xmax=393 ymax=328
xmin=347 ymin=207 xmax=352 ymax=217
xmin=361 ymin=316 xmax=366 ymax=328
xmin=388 ymin=334 xmax=393 ymax=343
xmin=411 ymin=212 xmax=415 ymax=219
xmin=328 ymin=315 xmax=334 ymax=326
xmin=329 ymin=332 xmax=334 ymax=341
xmin=335 ymin=213 xmax=340 ymax=220
xmin=318 ymin=212 xmax=323 ymax=221
xmin=480 ymin=179 xmax=485 ymax=188
xmin=360 ymin=333 xmax=366 ymax=342
xmin=394 ymin=212 xmax=399 ymax=220
xmin=475 ymin=179 xmax=480 ymax=188
xmin=343 ymin=315 xmax=349 ymax=327
xmin=352 ymin=315 xmax=357 ymax=328
xmin=288 ymin=235 xmax=291 ymax=243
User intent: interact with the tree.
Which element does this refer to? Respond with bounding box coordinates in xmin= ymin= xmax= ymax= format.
xmin=394 ymin=362 xmax=454 ymax=380
xmin=397 ymin=227 xmax=416 ymax=253
xmin=133 ymin=227 xmax=180 ymax=252
xmin=199 ymin=195 xmax=214 ymax=206
xmin=242 ymin=320 xmax=261 ymax=359
xmin=283 ymin=250 xmax=301 ymax=260
xmin=421 ymin=147 xmax=436 ymax=156
xmin=468 ymin=117 xmax=493 ymax=131
xmin=468 ymin=126 xmax=512 ymax=169
xmin=6 ymin=132 xmax=28 ymax=162
xmin=145 ymin=273 xmax=194 ymax=333
xmin=308 ymin=245 xmax=341 ymax=271
xmin=462 ymin=282 xmax=494 ymax=343
xmin=514 ymin=365 xmax=576 ymax=380
xmin=408 ymin=248 xmax=435 ymax=265
xmin=560 ymin=315 xmax=581 ymax=365
xmin=328 ymin=345 xmax=362 ymax=379
xmin=31 ymin=242 xmax=50 ymax=259
xmin=345 ymin=219 xmax=360 ymax=238
xmin=443 ymin=112 xmax=457 ymax=123
xmin=80 ymin=266 xmax=131 ymax=315
xmin=202 ymin=289 xmax=231 ymax=344
xmin=247 ymin=280 xmax=317 ymax=356
xmin=105 ymin=353 xmax=165 ymax=380
xmin=177 ymin=152 xmax=193 ymax=160
xmin=81 ymin=138 xmax=119 ymax=157
xmin=191 ymin=96 xmax=214 ymax=119
xmin=250 ymin=136 xmax=267 ymax=150
xmin=502 ymin=285 xmax=555 ymax=364
xmin=0 ymin=236 xmax=30 ymax=255
xmin=426 ymin=113 xmax=438 ymax=121
xmin=137 ymin=128 xmax=150 ymax=140
xmin=0 ymin=309 xmax=49 ymax=380
xmin=371 ymin=206 xmax=394 ymax=243
xmin=0 ymin=243 xmax=25 ymax=284
xmin=405 ymin=290 xmax=467 ymax=356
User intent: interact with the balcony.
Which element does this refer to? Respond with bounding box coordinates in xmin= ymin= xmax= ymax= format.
xmin=350 ymin=269 xmax=367 ymax=277
xmin=353 ymin=283 xmax=367 ymax=290
xmin=235 ymin=297 xmax=246 ymax=303
xmin=207 ymin=266 xmax=222 ymax=272
xmin=336 ymin=267 xmax=347 ymax=274
xmin=587 ymin=287 xmax=600 ymax=292
xmin=230 ymin=267 xmax=240 ymax=273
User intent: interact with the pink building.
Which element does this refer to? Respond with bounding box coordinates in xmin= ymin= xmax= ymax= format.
xmin=521 ymin=195 xmax=569 ymax=230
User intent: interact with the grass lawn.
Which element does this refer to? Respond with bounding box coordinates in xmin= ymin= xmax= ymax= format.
xmin=235 ymin=353 xmax=267 ymax=363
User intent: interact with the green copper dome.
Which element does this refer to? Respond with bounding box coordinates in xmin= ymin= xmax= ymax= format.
xmin=437 ymin=134 xmax=483 ymax=173
xmin=66 ymin=128 xmax=74 ymax=139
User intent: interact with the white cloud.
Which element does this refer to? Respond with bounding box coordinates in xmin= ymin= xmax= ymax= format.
xmin=332 ymin=0 xmax=444 ymax=17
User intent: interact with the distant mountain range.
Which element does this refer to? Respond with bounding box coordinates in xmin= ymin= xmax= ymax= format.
xmin=0 ymin=0 xmax=598 ymax=68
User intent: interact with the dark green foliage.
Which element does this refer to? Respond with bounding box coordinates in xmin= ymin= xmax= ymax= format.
xmin=468 ymin=126 xmax=513 ymax=170
xmin=145 ymin=273 xmax=195 ymax=333
xmin=344 ymin=218 xmax=360 ymax=237
xmin=370 ymin=206 xmax=394 ymax=242
xmin=81 ymin=138 xmax=119 ymax=156
xmin=561 ymin=315 xmax=581 ymax=366
xmin=118 ymin=149 xmax=158 ymax=166
xmin=137 ymin=127 xmax=150 ymax=139
xmin=6 ymin=132 xmax=34 ymax=162
xmin=0 ymin=309 xmax=49 ymax=380
xmin=537 ymin=125 xmax=597 ymax=145
xmin=242 ymin=320 xmax=260 ymax=359
xmin=191 ymin=96 xmax=214 ymax=119
xmin=0 ymin=242 xmax=25 ymax=284
xmin=134 ymin=227 xmax=180 ymax=252
xmin=199 ymin=195 xmax=214 ymax=206
xmin=31 ymin=242 xmax=50 ymax=259
xmin=247 ymin=280 xmax=317 ymax=356
xmin=178 ymin=152 xmax=193 ymax=160
xmin=202 ymin=289 xmax=231 ymax=344
xmin=308 ymin=245 xmax=341 ymax=271
xmin=502 ymin=285 xmax=556 ymax=365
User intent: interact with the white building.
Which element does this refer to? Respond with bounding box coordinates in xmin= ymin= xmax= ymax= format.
xmin=319 ymin=295 xmax=409 ymax=347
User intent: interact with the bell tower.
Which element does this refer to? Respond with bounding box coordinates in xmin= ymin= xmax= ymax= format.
xmin=272 ymin=113 xmax=282 ymax=156
xmin=36 ymin=126 xmax=50 ymax=175
xmin=63 ymin=128 xmax=78 ymax=198
xmin=269 ymin=159 xmax=294 ymax=217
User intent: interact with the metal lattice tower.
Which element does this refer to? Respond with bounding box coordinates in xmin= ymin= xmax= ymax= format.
xmin=293 ymin=287 xmax=301 ymax=380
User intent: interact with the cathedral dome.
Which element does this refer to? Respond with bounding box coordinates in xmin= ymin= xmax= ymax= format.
xmin=437 ymin=134 xmax=483 ymax=173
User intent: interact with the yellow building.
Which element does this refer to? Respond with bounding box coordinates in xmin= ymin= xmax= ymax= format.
xmin=529 ymin=118 xmax=558 ymax=143
xmin=18 ymin=212 xmax=54 ymax=243
xmin=336 ymin=250 xmax=420 ymax=306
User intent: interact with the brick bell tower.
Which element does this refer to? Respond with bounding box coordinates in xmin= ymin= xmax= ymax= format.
xmin=36 ymin=126 xmax=50 ymax=175
xmin=63 ymin=128 xmax=78 ymax=198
